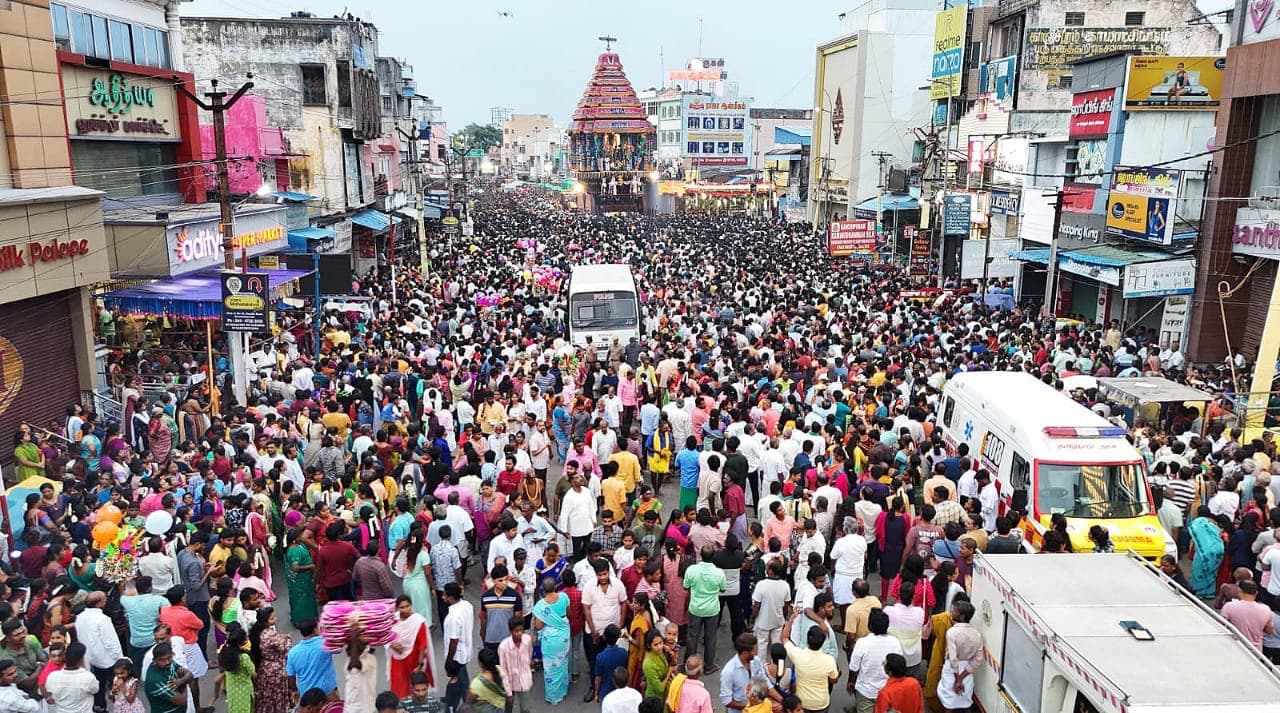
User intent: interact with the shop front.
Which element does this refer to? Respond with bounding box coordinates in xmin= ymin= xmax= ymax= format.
xmin=0 ymin=187 xmax=109 ymax=458
xmin=1053 ymin=245 xmax=1191 ymax=328
xmin=59 ymin=59 xmax=204 ymax=204
xmin=105 ymin=204 xmax=289 ymax=278
xmin=349 ymin=210 xmax=400 ymax=277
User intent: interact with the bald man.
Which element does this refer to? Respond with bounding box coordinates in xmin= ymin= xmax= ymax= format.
xmin=77 ymin=590 xmax=124 ymax=710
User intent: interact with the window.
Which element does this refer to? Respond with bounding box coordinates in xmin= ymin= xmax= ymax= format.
xmin=301 ymin=65 xmax=327 ymax=105
xmin=1057 ymin=74 xmax=1073 ymax=89
xmin=1036 ymin=462 xmax=1149 ymax=518
xmin=382 ymin=96 xmax=393 ymax=113
xmin=52 ymin=4 xmax=70 ymax=51
xmin=1124 ymin=11 xmax=1145 ymax=25
xmin=1064 ymin=11 xmax=1085 ymax=25
xmin=967 ymin=41 xmax=982 ymax=70
xmin=90 ymin=14 xmax=108 ymax=58
xmin=336 ymin=60 xmax=352 ymax=107
xmin=108 ymin=20 xmax=132 ymax=62
xmin=68 ymin=8 xmax=93 ymax=55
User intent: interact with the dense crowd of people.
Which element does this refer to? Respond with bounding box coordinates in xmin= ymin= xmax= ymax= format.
xmin=0 ymin=187 xmax=1270 ymax=713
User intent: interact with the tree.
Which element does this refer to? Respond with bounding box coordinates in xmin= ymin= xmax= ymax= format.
xmin=453 ymin=123 xmax=503 ymax=153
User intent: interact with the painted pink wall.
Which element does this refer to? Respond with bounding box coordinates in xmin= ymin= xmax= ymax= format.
xmin=199 ymin=94 xmax=290 ymax=195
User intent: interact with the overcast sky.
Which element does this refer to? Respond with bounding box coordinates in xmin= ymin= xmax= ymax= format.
xmin=184 ymin=0 xmax=854 ymax=127
xmin=185 ymin=0 xmax=1235 ymax=129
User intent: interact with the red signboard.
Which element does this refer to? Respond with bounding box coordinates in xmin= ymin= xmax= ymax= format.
xmin=1062 ymin=184 xmax=1097 ymax=212
xmin=829 ymin=219 xmax=877 ymax=256
xmin=1069 ymin=88 xmax=1118 ymax=139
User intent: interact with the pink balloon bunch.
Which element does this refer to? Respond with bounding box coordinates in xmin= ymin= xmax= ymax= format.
xmin=319 ymin=599 xmax=398 ymax=651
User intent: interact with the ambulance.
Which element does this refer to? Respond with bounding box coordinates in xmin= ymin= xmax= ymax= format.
xmin=971 ymin=553 xmax=1280 ymax=713
xmin=938 ymin=371 xmax=1170 ymax=559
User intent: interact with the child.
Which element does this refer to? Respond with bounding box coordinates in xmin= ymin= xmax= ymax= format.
xmin=37 ymin=642 xmax=65 ymax=703
xmin=443 ymin=658 xmax=469 ymax=713
xmin=234 ymin=561 xmax=272 ymax=603
xmin=110 ymin=658 xmax=144 ymax=713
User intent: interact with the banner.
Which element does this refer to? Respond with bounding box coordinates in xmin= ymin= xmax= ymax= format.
xmin=829 ymin=219 xmax=876 ymax=256
xmin=221 ymin=272 xmax=270 ymax=332
xmin=1069 ymin=88 xmax=1118 ymax=138
xmin=989 ymin=190 xmax=1020 ymax=216
xmin=979 ymin=55 xmax=1018 ymax=103
xmin=968 ymin=136 xmax=985 ymax=175
xmin=682 ymin=96 xmax=753 ymax=167
xmin=1122 ymin=258 xmax=1196 ymax=298
xmin=1106 ymin=193 xmax=1173 ymax=245
xmin=1123 ymin=56 xmax=1225 ymax=111
xmin=1111 ymin=167 xmax=1181 ymax=198
xmin=942 ymin=194 xmax=972 ymax=236
xmin=931 ymin=5 xmax=968 ymax=99
xmin=907 ymin=226 xmax=931 ymax=276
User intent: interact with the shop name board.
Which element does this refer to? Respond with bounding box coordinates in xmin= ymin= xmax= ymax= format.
xmin=942 ymin=194 xmax=973 ymax=236
xmin=1244 ymin=0 xmax=1280 ymax=45
xmin=1060 ymin=256 xmax=1122 ymax=286
xmin=0 ymin=238 xmax=91 ymax=272
xmin=74 ymin=117 xmax=169 ymax=136
xmin=1122 ymin=258 xmax=1197 ymax=299
xmin=990 ymin=190 xmax=1020 ymax=215
xmin=1025 ymin=27 xmax=1170 ymax=82
xmin=1057 ymin=212 xmax=1105 ymax=249
xmin=172 ymin=225 xmax=285 ymax=265
xmin=829 ymin=219 xmax=876 ymax=256
xmin=221 ymin=271 xmax=270 ymax=332
xmin=1232 ymin=207 xmax=1280 ymax=260
xmin=89 ymin=74 xmax=155 ymax=115
xmin=1069 ymin=89 xmax=1118 ymax=138
xmin=1112 ymin=168 xmax=1181 ymax=198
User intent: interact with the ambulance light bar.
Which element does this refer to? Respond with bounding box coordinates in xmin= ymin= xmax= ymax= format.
xmin=1043 ymin=426 xmax=1127 ymax=438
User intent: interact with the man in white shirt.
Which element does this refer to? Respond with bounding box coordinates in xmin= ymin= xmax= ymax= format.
xmin=558 ymin=472 xmax=598 ymax=560
xmin=75 ymin=593 xmax=121 ymax=711
xmin=847 ymin=609 xmax=903 ymax=712
xmin=442 ymin=583 xmax=475 ymax=672
xmin=601 ymin=668 xmax=643 ymax=713
xmin=46 ymin=643 xmax=98 ymax=713
xmin=0 ymin=661 xmax=37 ymax=712
xmin=977 ymin=471 xmax=999 ymax=533
xmin=138 ymin=538 xmax=178 ymax=592
xmin=830 ymin=517 xmax=869 ymax=609
xmin=759 ymin=440 xmax=787 ymax=490
xmin=487 ymin=520 xmax=526 ymax=573
xmin=529 ymin=421 xmax=552 ymax=478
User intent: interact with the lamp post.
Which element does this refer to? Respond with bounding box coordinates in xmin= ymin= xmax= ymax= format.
xmin=921 ymin=77 xmax=956 ymax=287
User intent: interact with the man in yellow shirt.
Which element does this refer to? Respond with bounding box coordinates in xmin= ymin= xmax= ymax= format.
xmin=477 ymin=394 xmax=507 ymax=435
xmin=600 ymin=461 xmax=628 ymax=523
xmin=843 ymin=578 xmax=883 ymax=648
xmin=782 ymin=609 xmax=840 ymax=712
xmin=321 ymin=400 xmax=352 ymax=441
xmin=609 ymin=441 xmax=643 ymax=499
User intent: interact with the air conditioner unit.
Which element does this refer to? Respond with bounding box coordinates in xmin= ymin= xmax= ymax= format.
xmin=1250 ymin=186 xmax=1280 ymax=210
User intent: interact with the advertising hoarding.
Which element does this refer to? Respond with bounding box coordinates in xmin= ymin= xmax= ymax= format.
xmin=1105 ymin=168 xmax=1181 ymax=245
xmin=979 ymin=55 xmax=1018 ymax=103
xmin=931 ymin=5 xmax=968 ymax=99
xmin=682 ymin=96 xmax=753 ymax=167
xmin=829 ymin=220 xmax=876 ymax=256
xmin=221 ymin=272 xmax=270 ymax=332
xmin=1069 ymin=88 xmax=1119 ymax=138
xmin=942 ymin=194 xmax=972 ymax=236
xmin=1123 ymin=56 xmax=1225 ymax=110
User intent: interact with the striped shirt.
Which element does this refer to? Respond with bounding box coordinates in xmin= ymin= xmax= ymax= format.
xmin=480 ymin=587 xmax=523 ymax=644
xmin=497 ymin=635 xmax=534 ymax=694
xmin=1166 ymin=478 xmax=1196 ymax=515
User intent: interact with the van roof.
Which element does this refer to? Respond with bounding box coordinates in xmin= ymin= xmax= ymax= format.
xmin=569 ymin=264 xmax=636 ymax=294
xmin=977 ymin=553 xmax=1280 ymax=711
xmin=946 ymin=371 xmax=1138 ymax=459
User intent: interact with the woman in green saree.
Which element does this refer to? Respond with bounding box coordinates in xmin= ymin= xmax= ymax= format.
xmin=284 ymin=527 xmax=318 ymax=626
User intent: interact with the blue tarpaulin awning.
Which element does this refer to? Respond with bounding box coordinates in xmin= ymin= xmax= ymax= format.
xmin=273 ymin=191 xmax=317 ymax=202
xmin=1009 ymin=248 xmax=1052 ymax=264
xmin=1058 ymin=244 xmax=1169 ymax=267
xmin=103 ymin=269 xmax=314 ymax=320
xmin=349 ymin=210 xmax=396 ymax=232
xmin=853 ymin=194 xmax=919 ymax=212
xmin=288 ymin=227 xmax=336 ymax=253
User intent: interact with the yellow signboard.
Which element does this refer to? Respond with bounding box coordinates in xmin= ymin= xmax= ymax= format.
xmin=931 ymin=5 xmax=968 ymax=99
xmin=1123 ymin=56 xmax=1225 ymax=111
xmin=1106 ymin=192 xmax=1147 ymax=234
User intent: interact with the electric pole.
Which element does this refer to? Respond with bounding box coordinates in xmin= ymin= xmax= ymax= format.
xmin=1043 ymin=189 xmax=1068 ymax=319
xmin=177 ymin=76 xmax=256 ymax=406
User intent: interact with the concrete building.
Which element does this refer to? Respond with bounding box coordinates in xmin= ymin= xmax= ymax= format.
xmin=500 ymin=113 xmax=563 ymax=180
xmin=809 ymin=0 xmax=936 ymax=226
xmin=750 ymin=108 xmax=813 ymax=170
xmin=0 ymin=0 xmax=109 ymax=463
xmin=638 ymin=87 xmax=686 ymax=173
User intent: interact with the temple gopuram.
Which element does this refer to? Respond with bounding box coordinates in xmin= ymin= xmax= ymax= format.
xmin=568 ymin=37 xmax=656 ymax=213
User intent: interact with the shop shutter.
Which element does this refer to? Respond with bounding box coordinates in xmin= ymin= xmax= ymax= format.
xmin=1244 ymin=262 xmax=1277 ymax=359
xmin=0 ymin=291 xmax=81 ymax=466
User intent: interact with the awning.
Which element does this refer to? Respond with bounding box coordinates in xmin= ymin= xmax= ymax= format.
xmin=1096 ymin=376 xmax=1215 ymax=409
xmin=395 ymin=207 xmax=421 ymax=221
xmin=273 ymin=191 xmax=317 ymax=202
xmin=288 ymin=227 xmax=336 ymax=253
xmin=422 ymin=205 xmax=442 ymax=219
xmin=853 ymin=194 xmax=919 ymax=212
xmin=1058 ymin=244 xmax=1169 ymax=267
xmin=1009 ymin=248 xmax=1051 ymax=264
xmin=103 ymin=269 xmax=315 ymax=320
xmin=350 ymin=210 xmax=394 ymax=233
xmin=775 ymin=126 xmax=812 ymax=146
xmin=764 ymin=148 xmax=802 ymax=162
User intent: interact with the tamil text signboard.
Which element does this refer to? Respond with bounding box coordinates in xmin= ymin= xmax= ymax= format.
xmin=829 ymin=219 xmax=876 ymax=257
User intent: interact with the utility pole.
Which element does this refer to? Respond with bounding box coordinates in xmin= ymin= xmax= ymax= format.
xmin=872 ymin=151 xmax=892 ymax=261
xmin=1043 ymin=189 xmax=1068 ymax=319
xmin=178 ymin=76 xmax=255 ymax=407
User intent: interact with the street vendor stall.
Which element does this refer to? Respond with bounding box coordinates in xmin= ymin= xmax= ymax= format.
xmin=1096 ymin=376 xmax=1216 ymax=433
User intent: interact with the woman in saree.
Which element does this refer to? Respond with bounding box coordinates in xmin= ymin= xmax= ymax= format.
xmin=641 ymin=629 xmax=671 ymax=701
xmin=467 ymin=648 xmax=508 ymax=713
xmin=388 ymin=594 xmax=435 ymax=696
xmin=1188 ymin=505 xmax=1225 ymax=599
xmin=924 ymin=598 xmax=955 ymax=711
xmin=646 ymin=421 xmax=674 ymax=492
xmin=626 ymin=591 xmax=655 ymax=691
xmin=284 ymin=527 xmax=318 ymax=626
xmin=531 ymin=577 xmax=570 ymax=704
xmin=534 ymin=541 xmax=568 ymax=588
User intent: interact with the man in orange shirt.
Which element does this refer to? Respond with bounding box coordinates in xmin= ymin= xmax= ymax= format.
xmin=875 ymin=653 xmax=923 ymax=713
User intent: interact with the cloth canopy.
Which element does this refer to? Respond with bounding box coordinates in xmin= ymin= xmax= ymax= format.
xmin=104 ymin=269 xmax=313 ymax=320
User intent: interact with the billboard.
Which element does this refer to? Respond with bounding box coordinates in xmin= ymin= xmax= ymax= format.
xmin=931 ymin=5 xmax=968 ymax=99
xmin=1106 ymin=168 xmax=1181 ymax=245
xmin=979 ymin=55 xmax=1018 ymax=104
xmin=682 ymin=96 xmax=752 ymax=167
xmin=1069 ymin=88 xmax=1118 ymax=138
xmin=907 ymin=226 xmax=931 ymax=276
xmin=829 ymin=220 xmax=876 ymax=256
xmin=1123 ymin=56 xmax=1225 ymax=111
xmin=221 ymin=272 xmax=270 ymax=332
xmin=942 ymin=194 xmax=972 ymax=236
xmin=1024 ymin=27 xmax=1171 ymax=84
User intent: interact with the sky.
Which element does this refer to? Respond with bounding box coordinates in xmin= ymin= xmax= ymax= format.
xmin=184 ymin=0 xmax=853 ymax=128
